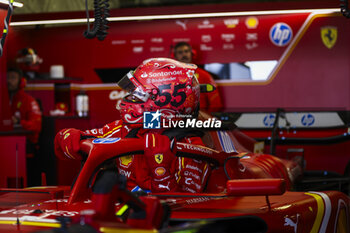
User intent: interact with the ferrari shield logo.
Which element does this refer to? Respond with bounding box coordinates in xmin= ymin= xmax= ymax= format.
xmin=321 ymin=26 xmax=337 ymax=49
xmin=155 ymin=154 xmax=163 ymax=164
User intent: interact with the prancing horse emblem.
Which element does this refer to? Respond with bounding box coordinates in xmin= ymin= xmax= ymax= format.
xmin=155 ymin=154 xmax=163 ymax=164
xmin=321 ymin=26 xmax=337 ymax=49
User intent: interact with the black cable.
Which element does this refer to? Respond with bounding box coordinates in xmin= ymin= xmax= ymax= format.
xmin=97 ymin=0 xmax=109 ymax=41
xmin=84 ymin=0 xmax=109 ymax=40
xmin=84 ymin=0 xmax=101 ymax=39
xmin=85 ymin=0 xmax=90 ymax=32
xmin=0 ymin=0 xmax=14 ymax=57
xmin=340 ymin=0 xmax=350 ymax=18
xmin=270 ymin=108 xmax=283 ymax=155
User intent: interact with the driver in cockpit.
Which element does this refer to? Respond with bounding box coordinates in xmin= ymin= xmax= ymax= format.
xmin=54 ymin=58 xmax=210 ymax=193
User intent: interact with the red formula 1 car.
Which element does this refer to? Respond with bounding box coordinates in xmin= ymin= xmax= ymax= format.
xmin=0 ymin=124 xmax=349 ymax=233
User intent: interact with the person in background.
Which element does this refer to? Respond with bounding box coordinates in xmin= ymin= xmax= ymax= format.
xmin=16 ymin=48 xmax=43 ymax=79
xmin=173 ymin=41 xmax=223 ymax=113
xmin=54 ymin=58 xmax=210 ymax=193
xmin=7 ymin=67 xmax=42 ymax=186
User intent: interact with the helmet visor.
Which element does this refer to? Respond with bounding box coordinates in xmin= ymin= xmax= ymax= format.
xmin=117 ymin=70 xmax=149 ymax=102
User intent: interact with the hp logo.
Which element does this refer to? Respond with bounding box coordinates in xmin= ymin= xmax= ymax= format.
xmin=270 ymin=23 xmax=293 ymax=47
xmin=301 ymin=114 xmax=315 ymax=126
xmin=263 ymin=114 xmax=276 ymax=127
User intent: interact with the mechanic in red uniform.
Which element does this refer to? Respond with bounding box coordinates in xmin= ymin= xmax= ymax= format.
xmin=54 ymin=58 xmax=210 ymax=193
xmin=7 ymin=67 xmax=42 ymax=186
xmin=173 ymin=42 xmax=223 ymax=113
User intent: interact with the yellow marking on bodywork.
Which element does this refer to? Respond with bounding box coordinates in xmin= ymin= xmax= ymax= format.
xmin=100 ymin=227 xmax=157 ymax=233
xmin=0 ymin=220 xmax=60 ymax=228
xmin=237 ymin=152 xmax=249 ymax=158
xmin=305 ymin=192 xmax=324 ymax=233
xmin=336 ymin=208 xmax=348 ymax=233
xmin=25 ymin=186 xmax=57 ymax=189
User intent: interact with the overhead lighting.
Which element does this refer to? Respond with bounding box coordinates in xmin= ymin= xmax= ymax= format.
xmin=10 ymin=8 xmax=339 ymax=27
xmin=0 ymin=0 xmax=23 ymax=8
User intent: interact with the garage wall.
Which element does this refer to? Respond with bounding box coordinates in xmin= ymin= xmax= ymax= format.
xmin=5 ymin=3 xmax=350 ymax=123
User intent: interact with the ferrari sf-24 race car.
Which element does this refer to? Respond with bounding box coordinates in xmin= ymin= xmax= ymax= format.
xmin=0 ymin=125 xmax=349 ymax=233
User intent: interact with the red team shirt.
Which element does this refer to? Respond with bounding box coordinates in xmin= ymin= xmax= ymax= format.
xmin=10 ymin=89 xmax=42 ymax=144
xmin=195 ymin=68 xmax=223 ymax=113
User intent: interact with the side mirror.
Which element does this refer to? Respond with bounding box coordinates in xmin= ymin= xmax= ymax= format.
xmin=226 ymin=178 xmax=286 ymax=196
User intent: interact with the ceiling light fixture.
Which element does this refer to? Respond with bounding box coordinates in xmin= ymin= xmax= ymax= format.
xmin=0 ymin=0 xmax=23 ymax=8
xmin=10 ymin=8 xmax=339 ymax=27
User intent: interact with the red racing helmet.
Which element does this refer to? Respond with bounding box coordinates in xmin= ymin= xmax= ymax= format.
xmin=118 ymin=58 xmax=200 ymax=125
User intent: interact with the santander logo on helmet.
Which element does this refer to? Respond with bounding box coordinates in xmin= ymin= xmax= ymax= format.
xmin=118 ymin=58 xmax=199 ymax=125
xmin=140 ymin=73 xmax=148 ymax=78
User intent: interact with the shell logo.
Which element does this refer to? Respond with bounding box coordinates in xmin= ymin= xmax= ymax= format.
xmin=119 ymin=155 xmax=133 ymax=168
xmin=245 ymin=17 xmax=259 ymax=29
xmin=155 ymin=167 xmax=166 ymax=176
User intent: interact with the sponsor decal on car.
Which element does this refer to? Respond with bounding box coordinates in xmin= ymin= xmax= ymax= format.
xmin=284 ymin=214 xmax=300 ymax=233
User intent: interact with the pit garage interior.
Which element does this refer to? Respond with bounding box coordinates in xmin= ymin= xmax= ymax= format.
xmin=0 ymin=0 xmax=350 ymax=232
